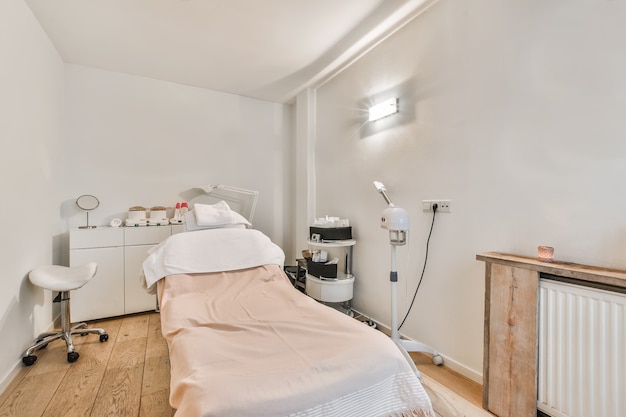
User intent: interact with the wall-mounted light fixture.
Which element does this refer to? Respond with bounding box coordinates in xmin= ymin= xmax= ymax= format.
xmin=368 ymin=97 xmax=399 ymax=122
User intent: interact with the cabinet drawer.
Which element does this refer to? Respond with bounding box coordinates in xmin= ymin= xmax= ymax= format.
xmin=70 ymin=227 xmax=124 ymax=249
xmin=124 ymin=226 xmax=172 ymax=245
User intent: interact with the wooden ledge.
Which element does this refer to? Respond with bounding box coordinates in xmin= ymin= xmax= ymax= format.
xmin=476 ymin=252 xmax=626 ymax=290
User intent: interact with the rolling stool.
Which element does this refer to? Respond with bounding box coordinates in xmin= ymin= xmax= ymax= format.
xmin=22 ymin=262 xmax=108 ymax=366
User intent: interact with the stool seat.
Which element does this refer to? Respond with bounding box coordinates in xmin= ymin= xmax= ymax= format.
xmin=29 ymin=262 xmax=97 ymax=292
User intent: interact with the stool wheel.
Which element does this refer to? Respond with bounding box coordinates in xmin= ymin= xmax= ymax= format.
xmin=100 ymin=334 xmax=109 ymax=342
xmin=67 ymin=352 xmax=80 ymax=363
xmin=22 ymin=355 xmax=37 ymax=366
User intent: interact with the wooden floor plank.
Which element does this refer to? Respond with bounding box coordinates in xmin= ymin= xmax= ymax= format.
xmin=146 ymin=313 xmax=168 ymax=358
xmin=117 ymin=315 xmax=150 ymax=342
xmin=0 ymin=371 xmax=63 ymax=417
xmin=89 ymin=333 xmax=147 ymax=417
xmin=147 ymin=313 xmax=162 ymax=343
xmin=142 ymin=354 xmax=170 ymax=396
xmin=142 ymin=314 xmax=174 ymax=415
xmin=139 ymin=389 xmax=175 ymax=417
xmin=90 ymin=364 xmax=144 ymax=417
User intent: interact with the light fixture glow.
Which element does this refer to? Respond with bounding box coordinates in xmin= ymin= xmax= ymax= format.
xmin=368 ymin=98 xmax=399 ymax=122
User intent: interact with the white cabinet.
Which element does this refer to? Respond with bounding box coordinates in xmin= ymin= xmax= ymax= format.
xmin=69 ymin=225 xmax=183 ymax=322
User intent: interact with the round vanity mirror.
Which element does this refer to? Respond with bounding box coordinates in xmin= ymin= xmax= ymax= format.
xmin=76 ymin=194 xmax=100 ymax=229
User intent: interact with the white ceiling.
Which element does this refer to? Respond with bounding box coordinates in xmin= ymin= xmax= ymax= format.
xmin=25 ymin=0 xmax=431 ymax=103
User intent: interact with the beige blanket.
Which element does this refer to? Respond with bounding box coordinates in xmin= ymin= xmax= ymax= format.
xmin=158 ymin=264 xmax=434 ymax=417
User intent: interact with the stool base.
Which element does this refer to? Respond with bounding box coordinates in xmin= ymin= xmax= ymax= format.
xmin=22 ymin=291 xmax=108 ymax=366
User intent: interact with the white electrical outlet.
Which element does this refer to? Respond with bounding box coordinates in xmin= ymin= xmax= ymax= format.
xmin=422 ymin=200 xmax=451 ymax=213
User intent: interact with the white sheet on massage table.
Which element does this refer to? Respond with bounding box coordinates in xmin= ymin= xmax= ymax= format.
xmin=157 ymin=265 xmax=434 ymax=417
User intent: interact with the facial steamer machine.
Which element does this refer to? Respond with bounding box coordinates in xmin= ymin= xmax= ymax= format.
xmin=373 ymin=181 xmax=443 ymax=376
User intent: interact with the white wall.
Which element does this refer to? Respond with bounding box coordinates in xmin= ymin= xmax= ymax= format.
xmin=0 ymin=0 xmax=65 ymax=388
xmin=63 ymin=65 xmax=292 ymax=260
xmin=312 ymin=0 xmax=626 ymax=382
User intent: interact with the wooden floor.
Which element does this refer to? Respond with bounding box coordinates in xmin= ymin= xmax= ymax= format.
xmin=0 ymin=313 xmax=172 ymax=417
xmin=0 ymin=312 xmax=485 ymax=417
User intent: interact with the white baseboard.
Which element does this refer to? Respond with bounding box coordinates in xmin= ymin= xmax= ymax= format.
xmin=351 ymin=309 xmax=483 ymax=385
xmin=0 ymin=360 xmax=23 ymax=397
xmin=436 ymin=355 xmax=482 ymax=385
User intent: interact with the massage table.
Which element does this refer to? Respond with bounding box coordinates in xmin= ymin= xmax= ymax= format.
xmin=143 ymin=227 xmax=435 ymax=417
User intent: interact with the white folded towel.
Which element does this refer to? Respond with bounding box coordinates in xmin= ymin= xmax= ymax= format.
xmin=192 ymin=201 xmax=252 ymax=228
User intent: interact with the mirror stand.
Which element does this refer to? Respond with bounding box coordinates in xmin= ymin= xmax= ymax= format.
xmin=76 ymin=194 xmax=100 ymax=229
xmin=80 ymin=211 xmax=97 ymax=229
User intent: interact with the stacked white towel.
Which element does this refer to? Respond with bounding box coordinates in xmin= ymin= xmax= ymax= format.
xmin=184 ymin=201 xmax=252 ymax=231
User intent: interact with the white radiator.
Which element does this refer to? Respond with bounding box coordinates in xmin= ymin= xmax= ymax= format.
xmin=538 ymin=279 xmax=626 ymax=417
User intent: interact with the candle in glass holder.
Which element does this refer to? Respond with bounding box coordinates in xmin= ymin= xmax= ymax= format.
xmin=538 ymin=245 xmax=554 ymax=262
